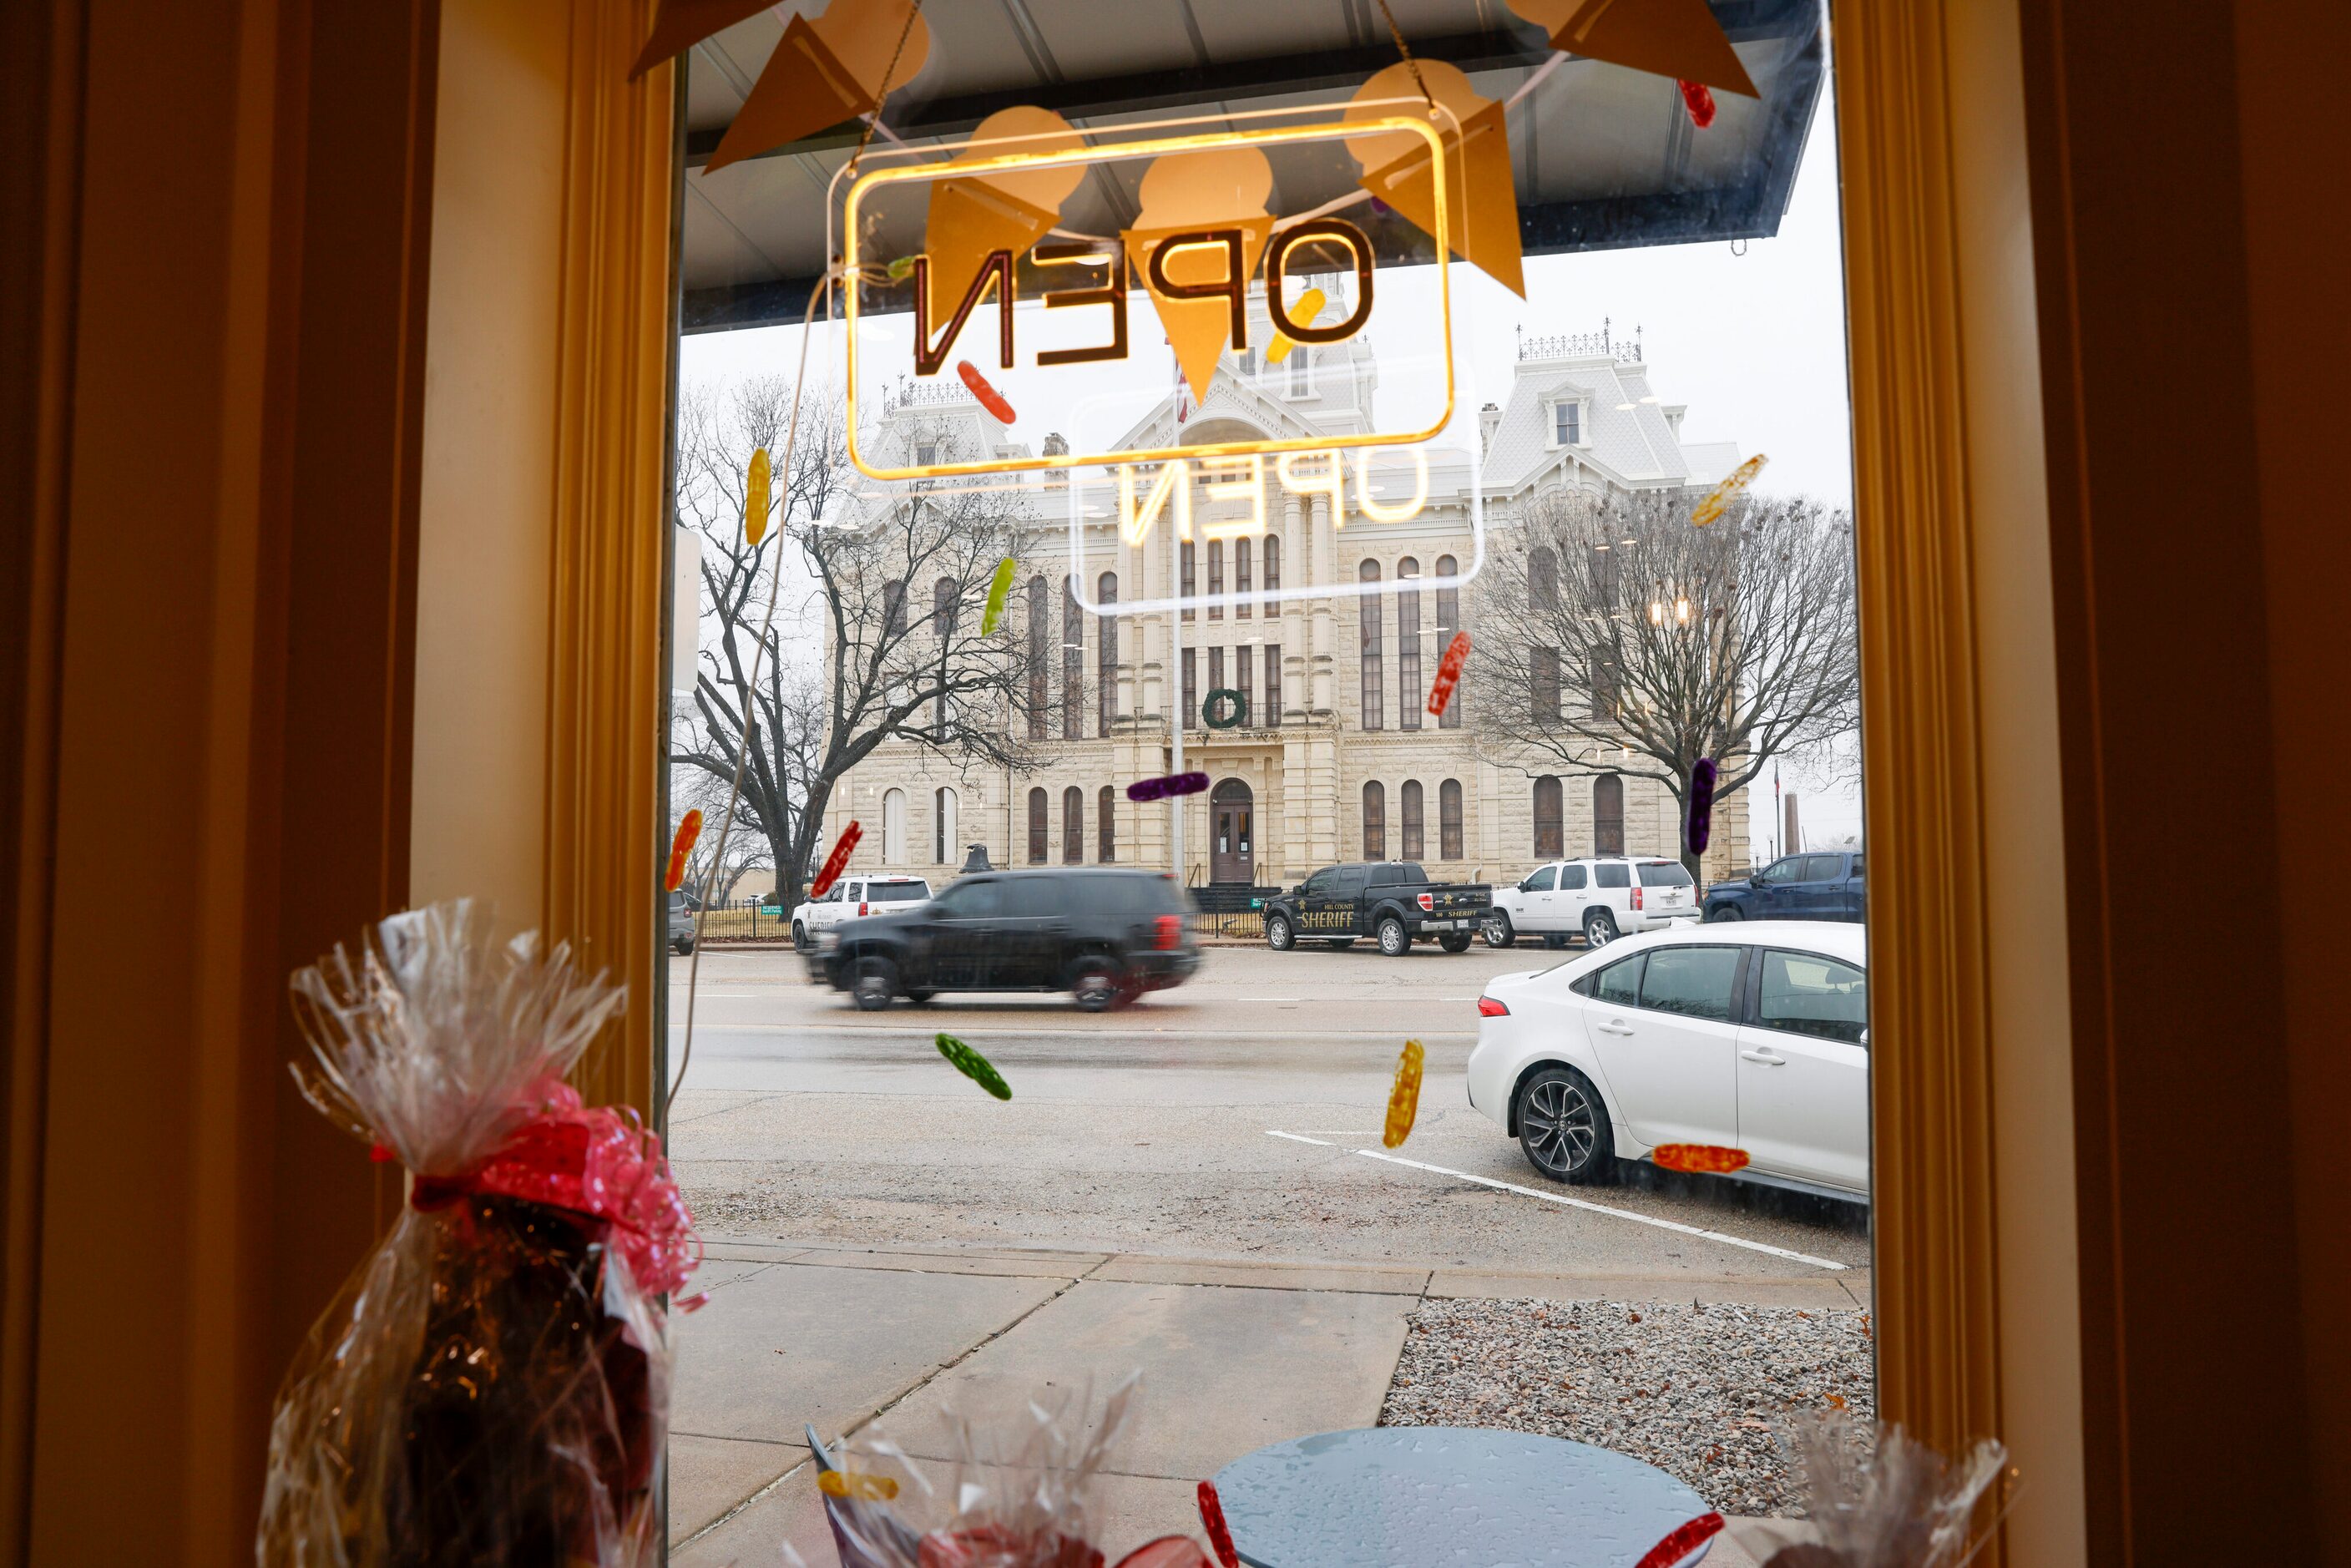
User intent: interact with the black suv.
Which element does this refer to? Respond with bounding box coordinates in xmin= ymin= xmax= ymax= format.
xmin=808 ymin=868 xmax=1201 ymax=1012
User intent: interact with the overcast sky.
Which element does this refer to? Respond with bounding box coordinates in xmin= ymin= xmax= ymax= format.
xmin=680 ymin=79 xmax=1860 ymax=861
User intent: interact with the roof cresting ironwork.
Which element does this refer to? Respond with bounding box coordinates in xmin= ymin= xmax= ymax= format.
xmin=1515 ymin=317 xmax=1643 ymax=364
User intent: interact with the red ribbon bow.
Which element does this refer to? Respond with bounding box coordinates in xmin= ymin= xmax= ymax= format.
xmin=407 ymin=1078 xmax=701 ymax=1297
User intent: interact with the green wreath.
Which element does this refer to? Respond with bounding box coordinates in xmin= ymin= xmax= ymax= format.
xmin=1201 ymin=688 xmax=1248 ymax=730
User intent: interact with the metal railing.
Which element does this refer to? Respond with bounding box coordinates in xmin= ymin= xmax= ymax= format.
xmin=690 ymin=899 xmax=798 ymax=944
xmin=1517 ymin=320 xmax=1643 ymax=363
xmin=1186 ymin=908 xmax=1266 ymax=939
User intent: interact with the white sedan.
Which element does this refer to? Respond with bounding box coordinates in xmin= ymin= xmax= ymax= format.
xmin=1467 ymin=922 xmax=1868 ymax=1201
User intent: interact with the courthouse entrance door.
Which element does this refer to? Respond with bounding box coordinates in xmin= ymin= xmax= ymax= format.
xmin=1211 ymin=777 xmax=1255 ymax=884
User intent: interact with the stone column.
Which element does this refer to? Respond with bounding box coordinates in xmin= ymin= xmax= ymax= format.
xmin=1479 ymin=759 xmax=1504 ymax=876
xmin=1278 ymin=490 xmax=1304 ymax=723
xmin=1310 ymin=493 xmax=1337 ymax=716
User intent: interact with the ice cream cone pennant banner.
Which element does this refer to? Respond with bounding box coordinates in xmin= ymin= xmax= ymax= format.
xmin=1346 ymin=63 xmax=1524 ymax=299
xmin=1506 ymin=0 xmax=1759 ymax=97
xmin=1120 ymin=148 xmax=1275 ymax=402
xmin=629 ymin=0 xmax=773 ymax=78
xmin=705 ymin=0 xmax=933 ymax=174
xmin=923 ymin=108 xmax=1085 ymax=324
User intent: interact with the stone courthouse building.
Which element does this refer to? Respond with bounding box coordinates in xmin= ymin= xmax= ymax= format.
xmin=822 ymin=292 xmax=1751 ymax=895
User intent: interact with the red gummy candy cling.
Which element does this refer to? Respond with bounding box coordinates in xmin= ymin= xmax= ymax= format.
xmin=809 ymin=821 xmax=862 ymax=900
xmin=1636 ymin=1511 xmax=1726 ymax=1568
xmin=1196 ymin=1480 xmax=1239 ymax=1568
xmin=1652 ymin=1143 xmax=1750 ymax=1175
xmin=1677 ymin=79 xmax=1716 ymax=129
xmin=664 ymin=808 xmax=703 ymax=893
xmin=957 ymin=359 xmax=1018 ymax=424
xmin=1426 ymin=630 xmax=1471 ymax=718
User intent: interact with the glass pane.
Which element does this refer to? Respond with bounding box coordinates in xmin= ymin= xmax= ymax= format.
xmin=1595 ymin=953 xmax=1646 ymax=1008
xmin=665 ymin=15 xmax=1872 ymax=1549
xmin=1637 ymin=945 xmax=1741 ymax=1021
xmin=1758 ymin=949 xmax=1869 ymax=1045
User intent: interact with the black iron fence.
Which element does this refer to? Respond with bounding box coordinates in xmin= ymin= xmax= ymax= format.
xmin=690 ymin=899 xmax=797 ymax=944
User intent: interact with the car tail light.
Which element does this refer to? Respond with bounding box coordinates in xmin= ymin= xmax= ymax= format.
xmin=1631 ymin=887 xmax=1644 ymax=911
xmin=859 ymin=902 xmax=869 ymax=916
xmin=1417 ymin=893 xmax=1434 ymax=912
xmin=1478 ymin=995 xmax=1509 ymax=1017
xmin=1154 ymin=914 xmax=1181 ymax=950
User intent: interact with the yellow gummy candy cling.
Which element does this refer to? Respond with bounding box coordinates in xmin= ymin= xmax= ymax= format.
xmin=1267 ymin=286 xmax=1326 ymax=365
xmin=817 ymin=1469 xmax=899 ymax=1501
xmin=746 ymin=446 xmax=772 ymax=544
xmin=1383 ymin=1039 xmax=1424 ymax=1149
xmin=1689 ymin=453 xmax=1766 ymax=527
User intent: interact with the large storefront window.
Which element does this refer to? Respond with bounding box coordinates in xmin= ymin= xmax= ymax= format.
xmin=660 ymin=5 xmax=1868 ymax=1559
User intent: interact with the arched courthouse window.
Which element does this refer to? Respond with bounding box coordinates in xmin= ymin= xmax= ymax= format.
xmin=1533 ymin=776 xmax=1563 ymax=858
xmin=1593 ymin=774 xmax=1625 ymax=856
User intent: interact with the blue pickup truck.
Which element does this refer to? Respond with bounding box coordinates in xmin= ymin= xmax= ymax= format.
xmin=1701 ymin=850 xmax=1865 ymax=923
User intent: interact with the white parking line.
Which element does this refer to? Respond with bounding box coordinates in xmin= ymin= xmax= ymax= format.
xmin=1236 ymin=997 xmax=1303 ymax=1003
xmin=1266 ymin=1130 xmax=1333 ymax=1146
xmin=1350 ymin=1149 xmax=1850 ymax=1272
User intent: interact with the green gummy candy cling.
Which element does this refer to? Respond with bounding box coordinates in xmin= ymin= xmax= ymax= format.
xmin=982 ymin=557 xmax=1017 ymax=635
xmin=936 ymin=1033 xmax=1011 ymax=1100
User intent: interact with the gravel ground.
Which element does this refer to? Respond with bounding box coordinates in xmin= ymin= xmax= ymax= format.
xmin=1378 ymin=1297 xmax=1874 ymax=1515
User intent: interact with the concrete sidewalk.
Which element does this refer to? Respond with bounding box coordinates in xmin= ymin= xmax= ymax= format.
xmin=669 ymin=1237 xmax=1865 ymax=1565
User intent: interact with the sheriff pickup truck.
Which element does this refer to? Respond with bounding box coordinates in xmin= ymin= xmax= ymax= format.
xmin=1261 ymin=862 xmax=1493 ymax=957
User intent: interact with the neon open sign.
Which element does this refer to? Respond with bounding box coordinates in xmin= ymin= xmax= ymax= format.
xmin=840 ymin=114 xmax=1457 ymax=484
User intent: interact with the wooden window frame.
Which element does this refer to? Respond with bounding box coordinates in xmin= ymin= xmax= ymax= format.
xmin=15 ymin=2 xmax=2241 ymax=1556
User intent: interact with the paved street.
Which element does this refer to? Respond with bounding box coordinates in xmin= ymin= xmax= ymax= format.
xmin=662 ymin=943 xmax=1871 ymax=1561
xmin=666 ymin=943 xmax=1871 ymax=1278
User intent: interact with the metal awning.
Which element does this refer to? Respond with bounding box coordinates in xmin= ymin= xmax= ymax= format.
xmin=680 ymin=0 xmax=1825 ymax=332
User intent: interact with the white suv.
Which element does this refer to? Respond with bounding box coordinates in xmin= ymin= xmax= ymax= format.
xmin=1483 ymin=857 xmax=1699 ymax=949
xmin=791 ymin=876 xmax=932 ymax=949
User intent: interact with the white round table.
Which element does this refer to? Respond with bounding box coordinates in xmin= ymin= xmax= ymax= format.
xmin=1212 ymin=1427 xmax=1722 ymax=1568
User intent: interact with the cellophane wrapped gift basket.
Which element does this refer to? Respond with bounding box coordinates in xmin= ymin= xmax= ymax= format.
xmin=1727 ymin=1412 xmax=2014 ymax=1568
xmin=256 ymin=900 xmax=700 ymax=1568
xmin=796 ymin=1376 xmax=1212 ymax=1568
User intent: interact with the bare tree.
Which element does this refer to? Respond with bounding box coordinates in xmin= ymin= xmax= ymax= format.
xmin=670 ymin=375 xmax=1035 ymax=908
xmin=1473 ymin=486 xmax=1860 ymax=879
xmin=670 ymin=766 xmax=774 ymax=906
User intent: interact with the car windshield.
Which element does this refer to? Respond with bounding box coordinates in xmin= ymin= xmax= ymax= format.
xmin=1636 ymin=862 xmax=1694 ymax=886
xmin=867 ymin=881 xmax=928 ymax=902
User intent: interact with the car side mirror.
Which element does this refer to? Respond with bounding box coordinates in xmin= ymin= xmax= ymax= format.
xmin=1861 ymin=1029 xmax=1870 ymax=1047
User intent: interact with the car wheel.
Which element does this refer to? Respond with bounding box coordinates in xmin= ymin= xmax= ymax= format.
xmin=791 ymin=920 xmax=809 ymax=951
xmin=1705 ymin=904 xmax=1742 ymax=922
xmin=1069 ymin=958 xmax=1120 ymax=1013
xmin=1583 ymin=908 xmax=1620 ymax=948
xmin=1518 ymin=1066 xmax=1615 ymax=1185
xmin=1324 ymin=939 xmax=1356 ymax=950
xmin=1482 ymin=912 xmax=1516 ymax=948
xmin=1377 ymin=916 xmax=1409 ymax=957
xmin=1267 ymin=913 xmax=1294 ymax=951
xmin=850 ymin=957 xmax=897 ymax=1011
xmin=904 ymin=989 xmax=936 ymax=1004
xmin=1438 ymin=933 xmax=1474 ymax=953
xmin=672 ymin=937 xmax=695 ymax=956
